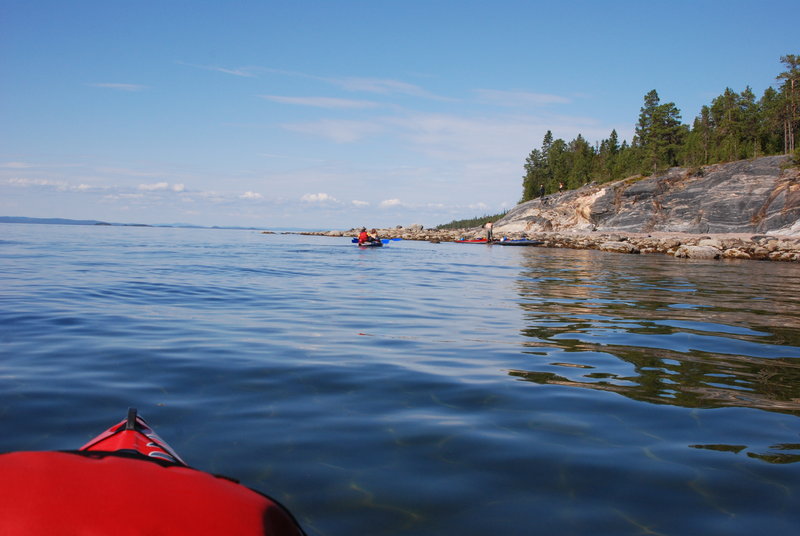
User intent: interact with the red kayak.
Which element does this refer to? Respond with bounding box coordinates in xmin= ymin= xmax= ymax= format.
xmin=454 ymin=238 xmax=491 ymax=243
xmin=0 ymin=409 xmax=306 ymax=535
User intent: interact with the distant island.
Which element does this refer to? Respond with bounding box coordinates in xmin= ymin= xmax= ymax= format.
xmin=0 ymin=216 xmax=118 ymax=226
xmin=0 ymin=216 xmax=269 ymax=231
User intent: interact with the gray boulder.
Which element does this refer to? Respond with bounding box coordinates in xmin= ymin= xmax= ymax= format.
xmin=674 ymin=245 xmax=722 ymax=259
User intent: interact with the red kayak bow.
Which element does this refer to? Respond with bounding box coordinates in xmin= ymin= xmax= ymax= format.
xmin=79 ymin=407 xmax=187 ymax=465
xmin=0 ymin=409 xmax=305 ymax=536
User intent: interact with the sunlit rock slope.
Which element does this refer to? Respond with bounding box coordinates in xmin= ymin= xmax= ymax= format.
xmin=497 ymin=155 xmax=800 ymax=236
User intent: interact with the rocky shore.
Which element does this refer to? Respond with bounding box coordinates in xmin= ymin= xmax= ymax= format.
xmin=295 ymin=156 xmax=800 ymax=262
xmin=297 ymin=227 xmax=800 ymax=262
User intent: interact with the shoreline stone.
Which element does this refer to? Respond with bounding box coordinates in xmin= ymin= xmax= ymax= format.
xmin=292 ymin=227 xmax=800 ymax=262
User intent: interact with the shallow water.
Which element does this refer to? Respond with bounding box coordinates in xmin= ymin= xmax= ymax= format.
xmin=2 ymin=224 xmax=799 ymax=535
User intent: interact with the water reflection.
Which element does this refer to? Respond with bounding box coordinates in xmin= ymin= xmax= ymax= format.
xmin=689 ymin=443 xmax=800 ymax=464
xmin=509 ymin=249 xmax=800 ymax=417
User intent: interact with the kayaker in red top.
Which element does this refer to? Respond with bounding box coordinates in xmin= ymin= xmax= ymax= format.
xmin=357 ymin=227 xmax=369 ymax=244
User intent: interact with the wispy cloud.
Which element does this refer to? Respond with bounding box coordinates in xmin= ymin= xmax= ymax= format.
xmin=180 ymin=62 xmax=449 ymax=102
xmin=8 ymin=177 xmax=68 ymax=189
xmin=251 ymin=66 xmax=447 ymax=100
xmin=89 ymin=83 xmax=148 ymax=92
xmin=330 ymin=77 xmax=441 ymax=99
xmin=283 ymin=120 xmax=384 ymax=143
xmin=351 ymin=200 xmax=369 ymax=207
xmin=379 ymin=198 xmax=402 ymax=208
xmin=176 ymin=61 xmax=257 ymax=78
xmin=97 ymin=167 xmax=168 ymax=178
xmin=1 ymin=162 xmax=34 ymax=169
xmin=259 ymin=95 xmax=380 ymax=109
xmin=240 ymin=191 xmax=263 ymax=199
xmin=474 ymin=89 xmax=570 ymax=106
xmin=6 ymin=177 xmax=107 ymax=192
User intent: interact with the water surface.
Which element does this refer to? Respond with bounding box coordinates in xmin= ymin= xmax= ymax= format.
xmin=2 ymin=224 xmax=799 ymax=535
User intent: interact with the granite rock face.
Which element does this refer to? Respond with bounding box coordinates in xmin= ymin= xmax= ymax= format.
xmin=498 ymin=156 xmax=800 ymax=235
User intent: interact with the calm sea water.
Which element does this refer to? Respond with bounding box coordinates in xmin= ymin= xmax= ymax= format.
xmin=2 ymin=224 xmax=800 ymax=535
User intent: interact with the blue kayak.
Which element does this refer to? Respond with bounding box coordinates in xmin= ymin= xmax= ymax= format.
xmin=351 ymin=238 xmax=385 ymax=247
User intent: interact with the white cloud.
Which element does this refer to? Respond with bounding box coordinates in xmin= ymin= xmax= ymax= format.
xmin=138 ymin=182 xmax=170 ymax=191
xmin=172 ymin=183 xmax=185 ymax=192
xmin=259 ymin=95 xmax=379 ymax=109
xmin=351 ymin=200 xmax=369 ymax=207
xmin=301 ymin=192 xmax=338 ymax=203
xmin=89 ymin=83 xmax=148 ymax=92
xmin=240 ymin=191 xmax=263 ymax=199
xmin=379 ymin=198 xmax=402 ymax=208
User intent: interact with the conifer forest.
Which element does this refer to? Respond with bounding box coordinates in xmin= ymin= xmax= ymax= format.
xmin=521 ymin=55 xmax=800 ymax=202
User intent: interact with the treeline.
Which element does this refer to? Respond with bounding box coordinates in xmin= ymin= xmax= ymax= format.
xmin=436 ymin=211 xmax=507 ymax=230
xmin=521 ymin=54 xmax=800 ymax=202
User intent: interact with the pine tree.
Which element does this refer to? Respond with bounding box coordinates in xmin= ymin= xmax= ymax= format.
xmin=636 ymin=90 xmax=684 ymax=172
xmin=521 ymin=148 xmax=545 ymax=202
xmin=710 ymin=88 xmax=742 ymax=161
xmin=740 ymin=87 xmax=760 ymax=158
xmin=759 ymin=87 xmax=785 ymax=155
xmin=777 ymin=54 xmax=799 ymax=154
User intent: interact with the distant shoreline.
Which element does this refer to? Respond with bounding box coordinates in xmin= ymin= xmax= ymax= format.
xmin=298 ymin=227 xmax=800 ymax=263
xmin=0 ymin=216 xmax=317 ymax=232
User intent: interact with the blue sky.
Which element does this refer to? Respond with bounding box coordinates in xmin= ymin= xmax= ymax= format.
xmin=1 ymin=1 xmax=796 ymax=229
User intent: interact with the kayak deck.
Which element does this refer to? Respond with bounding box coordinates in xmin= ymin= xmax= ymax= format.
xmin=80 ymin=407 xmax=187 ymax=465
xmin=0 ymin=408 xmax=307 ymax=535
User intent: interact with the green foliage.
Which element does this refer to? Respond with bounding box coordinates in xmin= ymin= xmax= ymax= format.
xmin=636 ymin=90 xmax=685 ymax=173
xmin=436 ymin=211 xmax=507 ymax=230
xmin=518 ymin=53 xmax=800 ymax=203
